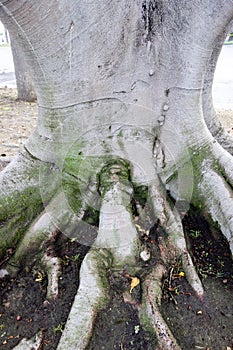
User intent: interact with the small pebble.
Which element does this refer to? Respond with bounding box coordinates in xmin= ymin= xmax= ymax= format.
xmin=0 ymin=269 xmax=9 ymax=278
xmin=140 ymin=250 xmax=151 ymax=262
xmin=196 ymin=310 xmax=203 ymax=315
xmin=43 ymin=300 xmax=50 ymax=307
xmin=163 ymin=104 xmax=169 ymax=111
xmin=16 ymin=315 xmax=22 ymax=321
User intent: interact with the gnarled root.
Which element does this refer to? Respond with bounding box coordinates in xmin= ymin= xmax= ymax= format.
xmin=192 ymin=142 xmax=233 ymax=255
xmin=2 ymin=189 xmax=86 ymax=298
xmin=199 ymin=167 xmax=233 ymax=253
xmin=140 ymin=264 xmax=181 ymax=350
xmin=57 ymin=248 xmax=111 ymax=350
xmin=4 ymin=211 xmax=62 ymax=299
xmin=6 ymin=153 xmax=232 ymax=350
xmin=132 ymin=180 xmax=204 ymax=350
xmin=57 ymin=160 xmax=140 ymax=349
xmin=149 ymin=180 xmax=204 ymax=297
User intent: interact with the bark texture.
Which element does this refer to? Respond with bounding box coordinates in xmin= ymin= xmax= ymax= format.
xmin=0 ymin=1 xmax=233 ymax=349
xmin=11 ymin=39 xmax=36 ymax=102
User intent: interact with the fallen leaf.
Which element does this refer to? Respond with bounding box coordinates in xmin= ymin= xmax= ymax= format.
xmin=172 ymin=272 xmax=185 ymax=279
xmin=35 ymin=271 xmax=43 ymax=282
xmin=130 ymin=277 xmax=140 ymax=293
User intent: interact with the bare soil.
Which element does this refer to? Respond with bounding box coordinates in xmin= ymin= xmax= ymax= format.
xmin=0 ymin=88 xmax=37 ymax=161
xmin=0 ymin=88 xmax=233 ymax=349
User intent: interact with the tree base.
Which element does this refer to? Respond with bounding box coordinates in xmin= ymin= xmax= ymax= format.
xmin=0 ymin=208 xmax=232 ymax=350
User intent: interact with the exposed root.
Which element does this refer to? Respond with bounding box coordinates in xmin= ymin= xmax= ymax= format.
xmin=0 ymin=148 xmax=40 ymax=193
xmin=140 ymin=264 xmax=181 ymax=350
xmin=199 ymin=168 xmax=233 ymax=254
xmin=6 ymin=211 xmax=56 ymax=275
xmin=12 ymin=330 xmax=44 ymax=350
xmin=41 ymin=230 xmax=62 ymax=299
xmin=58 ymin=160 xmax=141 ymax=349
xmin=42 ymin=255 xmax=61 ymax=299
xmin=5 ymin=211 xmax=62 ymax=299
xmin=4 ymin=156 xmax=232 ymax=349
xmin=57 ymin=248 xmax=111 ymax=350
xmin=212 ymin=142 xmax=233 ymax=186
xmin=95 ymin=180 xmax=139 ymax=268
xmin=149 ymin=182 xmax=204 ymax=297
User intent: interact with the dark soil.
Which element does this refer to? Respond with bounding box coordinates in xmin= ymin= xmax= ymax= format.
xmin=0 ymin=207 xmax=232 ymax=350
xmin=161 ymin=211 xmax=233 ymax=350
xmin=0 ymin=239 xmax=89 ymax=349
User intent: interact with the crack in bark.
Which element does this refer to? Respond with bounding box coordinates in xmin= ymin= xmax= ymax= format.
xmin=142 ymin=0 xmax=164 ymax=41
xmin=38 ymin=97 xmax=122 ymax=110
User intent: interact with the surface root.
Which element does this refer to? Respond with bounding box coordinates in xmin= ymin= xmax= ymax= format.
xmin=140 ymin=264 xmax=182 ymax=350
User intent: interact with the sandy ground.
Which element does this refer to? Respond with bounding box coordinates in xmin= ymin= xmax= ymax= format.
xmin=0 ymin=88 xmax=37 ymax=159
xmin=0 ymin=87 xmax=233 ymax=161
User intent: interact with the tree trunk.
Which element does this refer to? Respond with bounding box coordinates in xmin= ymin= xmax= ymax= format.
xmin=4 ymin=26 xmax=9 ymax=43
xmin=11 ymin=39 xmax=37 ymax=102
xmin=0 ymin=1 xmax=233 ymax=349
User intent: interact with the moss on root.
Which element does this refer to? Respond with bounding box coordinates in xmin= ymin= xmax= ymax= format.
xmin=0 ymin=186 xmax=44 ymax=258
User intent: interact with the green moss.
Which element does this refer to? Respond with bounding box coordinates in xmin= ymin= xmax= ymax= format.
xmin=188 ymin=145 xmax=211 ymax=208
xmin=165 ymin=170 xmax=178 ymax=185
xmin=83 ymin=206 xmax=99 ymax=226
xmin=0 ymin=186 xmax=44 ymax=258
xmin=132 ymin=184 xmax=148 ymax=207
xmin=0 ymin=160 xmax=60 ymax=259
xmin=62 ymin=154 xmax=105 ymax=212
xmin=118 ymin=130 xmax=123 ymax=137
xmin=139 ymin=309 xmax=158 ymax=348
xmin=98 ymin=158 xmax=131 ymax=196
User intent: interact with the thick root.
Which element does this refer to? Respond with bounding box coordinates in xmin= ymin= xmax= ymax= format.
xmin=199 ymin=168 xmax=233 ymax=253
xmin=5 ymin=156 xmax=232 ymax=350
xmin=212 ymin=142 xmax=233 ymax=185
xmin=5 ymin=211 xmax=62 ymax=299
xmin=0 ymin=149 xmax=40 ymax=194
xmin=58 ymin=160 xmax=141 ymax=349
xmin=6 ymin=211 xmax=56 ymax=275
xmin=95 ymin=180 xmax=140 ymax=268
xmin=140 ymin=264 xmax=181 ymax=350
xmin=149 ymin=182 xmax=204 ymax=297
xmin=0 ymin=149 xmax=58 ymax=260
xmin=57 ymin=249 xmax=111 ymax=350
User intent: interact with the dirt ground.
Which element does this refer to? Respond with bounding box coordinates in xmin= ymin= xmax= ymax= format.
xmin=0 ymin=87 xmax=233 ymax=350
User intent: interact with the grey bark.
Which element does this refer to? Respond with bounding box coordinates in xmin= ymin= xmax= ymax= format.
xmin=0 ymin=1 xmax=233 ymax=349
xmin=11 ymin=39 xmax=36 ymax=102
